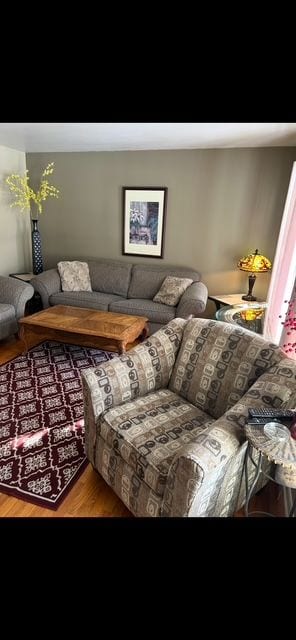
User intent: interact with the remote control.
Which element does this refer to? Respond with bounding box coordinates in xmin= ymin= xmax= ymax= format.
xmin=247 ymin=418 xmax=282 ymax=425
xmin=248 ymin=408 xmax=295 ymax=419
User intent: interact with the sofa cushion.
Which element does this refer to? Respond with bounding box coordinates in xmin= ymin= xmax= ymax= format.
xmin=153 ymin=276 xmax=193 ymax=306
xmin=57 ymin=261 xmax=92 ymax=292
xmin=99 ymin=388 xmax=214 ymax=497
xmin=169 ymin=318 xmax=285 ymax=420
xmin=128 ymin=265 xmax=200 ymax=299
xmin=109 ymin=298 xmax=176 ymax=324
xmin=49 ymin=291 xmax=126 ymax=311
xmin=88 ymin=259 xmax=132 ymax=297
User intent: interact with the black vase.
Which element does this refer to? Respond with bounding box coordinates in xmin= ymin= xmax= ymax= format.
xmin=31 ymin=219 xmax=43 ymax=275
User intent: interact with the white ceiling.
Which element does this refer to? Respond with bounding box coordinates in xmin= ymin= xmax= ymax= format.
xmin=0 ymin=123 xmax=296 ymax=153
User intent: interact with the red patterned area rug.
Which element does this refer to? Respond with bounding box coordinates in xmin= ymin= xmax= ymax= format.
xmin=0 ymin=341 xmax=115 ymax=509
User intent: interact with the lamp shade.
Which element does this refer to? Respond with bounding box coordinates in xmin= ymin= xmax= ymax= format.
xmin=237 ymin=249 xmax=272 ymax=273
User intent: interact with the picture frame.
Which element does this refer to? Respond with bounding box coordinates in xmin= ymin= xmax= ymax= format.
xmin=122 ymin=187 xmax=167 ymax=258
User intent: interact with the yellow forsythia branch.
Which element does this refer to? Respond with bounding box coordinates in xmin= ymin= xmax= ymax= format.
xmin=6 ymin=162 xmax=60 ymax=214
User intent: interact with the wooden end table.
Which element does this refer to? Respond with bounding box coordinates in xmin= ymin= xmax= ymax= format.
xmin=208 ymin=293 xmax=258 ymax=311
xmin=9 ymin=272 xmax=35 ymax=282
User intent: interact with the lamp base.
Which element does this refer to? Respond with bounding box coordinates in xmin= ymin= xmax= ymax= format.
xmin=242 ymin=273 xmax=257 ymax=301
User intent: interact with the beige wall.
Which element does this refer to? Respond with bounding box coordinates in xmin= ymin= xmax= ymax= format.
xmin=26 ymin=148 xmax=296 ymax=316
xmin=0 ymin=145 xmax=31 ymax=275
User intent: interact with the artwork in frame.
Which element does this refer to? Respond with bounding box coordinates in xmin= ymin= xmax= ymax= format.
xmin=122 ymin=187 xmax=167 ymax=258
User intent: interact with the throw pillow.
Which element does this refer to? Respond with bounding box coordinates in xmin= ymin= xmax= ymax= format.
xmin=57 ymin=261 xmax=92 ymax=292
xmin=153 ymin=276 xmax=193 ymax=306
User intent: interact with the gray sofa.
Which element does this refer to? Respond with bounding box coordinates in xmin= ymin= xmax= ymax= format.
xmin=0 ymin=276 xmax=34 ymax=340
xmin=31 ymin=259 xmax=208 ymax=334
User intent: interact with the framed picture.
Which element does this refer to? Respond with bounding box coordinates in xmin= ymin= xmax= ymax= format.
xmin=122 ymin=187 xmax=167 ymax=258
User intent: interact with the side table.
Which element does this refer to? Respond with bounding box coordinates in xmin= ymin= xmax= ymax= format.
xmin=9 ymin=272 xmax=34 ymax=283
xmin=208 ymin=293 xmax=247 ymax=311
xmin=215 ymin=302 xmax=267 ymax=334
xmin=244 ymin=421 xmax=296 ymax=517
xmin=9 ymin=272 xmax=42 ymax=314
xmin=209 ymin=293 xmax=264 ymax=312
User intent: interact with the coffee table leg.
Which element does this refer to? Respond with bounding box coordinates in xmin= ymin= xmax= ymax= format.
xmin=118 ymin=323 xmax=150 ymax=353
xmin=19 ymin=325 xmax=28 ymax=354
xmin=140 ymin=325 xmax=149 ymax=341
xmin=118 ymin=341 xmax=126 ymax=355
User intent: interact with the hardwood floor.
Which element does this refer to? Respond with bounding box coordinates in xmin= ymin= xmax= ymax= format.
xmin=0 ymin=463 xmax=131 ymax=517
xmin=0 ymin=335 xmax=285 ymax=518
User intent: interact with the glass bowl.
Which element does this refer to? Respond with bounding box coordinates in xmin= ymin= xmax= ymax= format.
xmin=264 ymin=421 xmax=290 ymax=441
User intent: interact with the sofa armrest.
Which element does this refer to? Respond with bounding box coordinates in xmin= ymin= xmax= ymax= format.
xmin=162 ymin=363 xmax=296 ymax=517
xmin=0 ymin=276 xmax=34 ymax=320
xmin=82 ymin=318 xmax=186 ymax=463
xmin=30 ymin=269 xmax=61 ymax=308
xmin=176 ymin=281 xmax=208 ymax=317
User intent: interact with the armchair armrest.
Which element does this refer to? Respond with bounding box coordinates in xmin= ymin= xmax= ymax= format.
xmin=162 ymin=361 xmax=296 ymax=517
xmin=82 ymin=318 xmax=186 ymax=464
xmin=177 ymin=281 xmax=208 ymax=317
xmin=0 ymin=276 xmax=34 ymax=319
xmin=30 ymin=269 xmax=61 ymax=308
xmin=162 ymin=416 xmax=244 ymax=517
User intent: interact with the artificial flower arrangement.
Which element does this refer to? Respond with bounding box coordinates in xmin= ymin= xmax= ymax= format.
xmin=6 ymin=162 xmax=59 ymax=215
xmin=278 ymin=290 xmax=296 ymax=439
xmin=280 ymin=287 xmax=296 ymax=355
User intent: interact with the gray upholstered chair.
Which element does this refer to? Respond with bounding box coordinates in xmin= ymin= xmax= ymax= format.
xmin=82 ymin=318 xmax=296 ymax=517
xmin=0 ymin=276 xmax=34 ymax=340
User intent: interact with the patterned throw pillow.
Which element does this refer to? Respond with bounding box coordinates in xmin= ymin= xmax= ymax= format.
xmin=153 ymin=276 xmax=193 ymax=306
xmin=57 ymin=261 xmax=92 ymax=292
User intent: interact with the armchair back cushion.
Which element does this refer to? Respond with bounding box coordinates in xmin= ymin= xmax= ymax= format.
xmin=169 ymin=319 xmax=285 ymax=419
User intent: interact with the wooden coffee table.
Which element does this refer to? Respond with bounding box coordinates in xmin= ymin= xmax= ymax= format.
xmin=18 ymin=305 xmax=149 ymax=354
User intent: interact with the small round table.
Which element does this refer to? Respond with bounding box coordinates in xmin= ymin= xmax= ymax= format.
xmin=216 ymin=302 xmax=267 ymax=334
xmin=244 ymin=421 xmax=296 ymax=517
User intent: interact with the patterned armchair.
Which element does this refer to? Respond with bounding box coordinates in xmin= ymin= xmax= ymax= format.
xmin=0 ymin=276 xmax=34 ymax=340
xmin=82 ymin=318 xmax=296 ymax=517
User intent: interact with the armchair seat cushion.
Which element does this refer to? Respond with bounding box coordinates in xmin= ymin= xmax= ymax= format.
xmin=99 ymin=388 xmax=215 ymax=496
